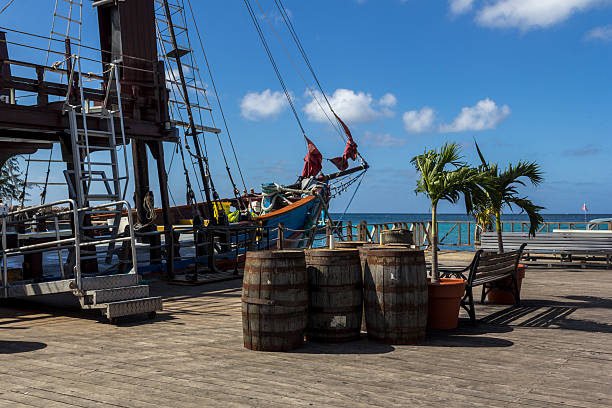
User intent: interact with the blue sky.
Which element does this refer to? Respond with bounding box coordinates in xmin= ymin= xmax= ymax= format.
xmin=2 ymin=0 xmax=612 ymax=214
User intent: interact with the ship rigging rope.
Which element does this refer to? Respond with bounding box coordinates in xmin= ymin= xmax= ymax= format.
xmin=272 ymin=0 xmax=369 ymax=165
xmin=253 ymin=0 xmax=344 ymax=141
xmin=0 ymin=0 xmax=14 ymax=15
xmin=156 ymin=9 xmax=227 ymax=219
xmin=186 ymin=0 xmax=251 ymax=208
xmin=0 ymin=26 xmax=160 ymax=66
xmin=155 ymin=18 xmax=206 ymax=204
xmin=336 ymin=170 xmax=366 ymax=222
xmin=243 ymin=0 xmax=307 ymax=138
xmin=176 ymin=0 xmax=243 ymax=211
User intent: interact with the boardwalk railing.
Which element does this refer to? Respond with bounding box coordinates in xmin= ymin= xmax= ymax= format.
xmin=317 ymin=220 xmax=612 ymax=249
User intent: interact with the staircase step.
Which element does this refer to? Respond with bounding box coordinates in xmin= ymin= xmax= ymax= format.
xmin=91 ymin=285 xmax=150 ymax=304
xmin=105 ymin=297 xmax=163 ymax=319
xmin=86 ymin=162 xmax=117 ymax=166
xmin=81 ymin=176 xmax=128 ymax=182
xmin=81 ymin=273 xmax=138 ymax=291
xmin=86 ymin=194 xmax=120 ymax=201
xmin=77 ymin=129 xmax=113 ymax=136
xmin=77 ymin=144 xmax=115 ymax=150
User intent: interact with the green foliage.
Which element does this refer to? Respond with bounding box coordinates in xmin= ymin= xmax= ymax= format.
xmin=411 ymin=143 xmax=483 ymax=213
xmin=473 ymin=140 xmax=545 ymax=237
xmin=411 ymin=142 xmax=485 ymax=281
xmin=0 ymin=156 xmax=25 ymax=203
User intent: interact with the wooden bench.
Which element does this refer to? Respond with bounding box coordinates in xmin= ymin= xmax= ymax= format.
xmin=441 ymin=244 xmax=526 ymax=325
xmin=479 ymin=231 xmax=612 ymax=267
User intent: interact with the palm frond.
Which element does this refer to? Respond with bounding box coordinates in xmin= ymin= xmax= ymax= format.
xmin=508 ymin=197 xmax=545 ymax=236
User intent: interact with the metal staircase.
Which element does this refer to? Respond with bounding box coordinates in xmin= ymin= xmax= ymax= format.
xmin=61 ymin=58 xmax=163 ymax=322
xmin=77 ymin=273 xmax=162 ymax=323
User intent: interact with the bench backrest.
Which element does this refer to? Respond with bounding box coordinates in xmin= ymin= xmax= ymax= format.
xmin=479 ymin=232 xmax=612 ymax=252
xmin=468 ymin=243 xmax=526 ymax=286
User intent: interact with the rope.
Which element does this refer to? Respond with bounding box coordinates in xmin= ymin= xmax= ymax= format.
xmin=0 ymin=0 xmax=14 ymax=15
xmin=273 ymin=0 xmax=369 ymax=164
xmin=243 ymin=0 xmax=307 ymax=137
xmin=19 ymin=154 xmax=31 ymax=208
xmin=186 ymin=0 xmax=251 ymax=210
xmin=253 ymin=0 xmax=344 ymax=140
xmin=40 ymin=148 xmax=54 ymax=205
xmin=336 ymin=171 xmax=366 ymax=222
xmin=273 ymin=0 xmax=337 ymax=117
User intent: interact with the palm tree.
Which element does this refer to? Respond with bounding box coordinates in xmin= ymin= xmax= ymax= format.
xmin=474 ymin=141 xmax=544 ymax=253
xmin=411 ymin=143 xmax=484 ymax=284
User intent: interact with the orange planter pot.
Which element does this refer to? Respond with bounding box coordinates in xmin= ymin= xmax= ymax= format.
xmin=427 ymin=278 xmax=466 ymax=330
xmin=486 ymin=265 xmax=526 ymax=304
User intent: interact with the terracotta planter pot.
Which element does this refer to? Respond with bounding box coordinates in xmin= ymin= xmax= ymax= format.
xmin=486 ymin=264 xmax=526 ymax=304
xmin=427 ymin=278 xmax=466 ymax=330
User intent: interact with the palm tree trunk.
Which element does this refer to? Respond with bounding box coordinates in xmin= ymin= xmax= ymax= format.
xmin=431 ymin=203 xmax=440 ymax=283
xmin=495 ymin=211 xmax=504 ymax=254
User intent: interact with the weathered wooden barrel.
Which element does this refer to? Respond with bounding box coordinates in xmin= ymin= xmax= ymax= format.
xmin=242 ymin=250 xmax=308 ymax=351
xmin=335 ymin=241 xmax=369 ymax=249
xmin=305 ymin=249 xmax=362 ymax=343
xmin=364 ymin=248 xmax=428 ymax=344
xmin=381 ymin=229 xmax=414 ymax=246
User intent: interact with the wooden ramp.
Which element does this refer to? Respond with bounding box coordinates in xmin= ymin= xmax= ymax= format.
xmin=0 ymin=253 xmax=611 ymax=407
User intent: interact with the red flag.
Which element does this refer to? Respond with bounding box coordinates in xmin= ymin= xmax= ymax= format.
xmin=329 ymin=156 xmax=348 ymax=171
xmin=334 ymin=113 xmax=354 ymax=143
xmin=330 ymin=114 xmax=358 ymax=171
xmin=302 ymin=137 xmax=323 ymax=178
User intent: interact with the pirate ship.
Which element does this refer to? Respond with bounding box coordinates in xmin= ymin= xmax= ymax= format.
xmin=0 ymin=0 xmax=368 ymax=321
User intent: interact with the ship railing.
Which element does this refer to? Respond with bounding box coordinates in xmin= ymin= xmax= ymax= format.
xmin=0 ymin=26 xmax=161 ymax=106
xmin=0 ymin=200 xmax=139 ymax=297
xmin=1 ymin=199 xmax=81 ymax=297
xmin=134 ymin=224 xmax=263 ymax=277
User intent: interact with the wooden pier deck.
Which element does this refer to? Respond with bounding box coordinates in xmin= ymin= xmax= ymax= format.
xmin=0 ymin=252 xmax=611 ymax=407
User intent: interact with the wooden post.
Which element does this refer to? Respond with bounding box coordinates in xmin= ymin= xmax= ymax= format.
xmin=35 ymin=67 xmax=47 ymax=106
xmin=325 ymin=219 xmax=332 ymax=247
xmin=358 ymin=221 xmax=367 ymax=242
xmin=278 ymin=223 xmax=285 ymax=250
xmin=152 ymin=141 xmax=174 ymax=280
xmin=346 ymin=221 xmax=353 ymax=241
xmin=248 ymin=228 xmax=256 ymax=251
xmin=132 ymin=141 xmax=162 ymax=267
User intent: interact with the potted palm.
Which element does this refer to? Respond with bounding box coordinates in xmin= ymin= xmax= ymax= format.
xmin=411 ymin=143 xmax=483 ymax=329
xmin=473 ymin=141 xmax=544 ymax=303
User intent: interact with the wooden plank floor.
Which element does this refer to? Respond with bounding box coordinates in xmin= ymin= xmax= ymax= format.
xmin=0 ymin=254 xmax=611 ymax=407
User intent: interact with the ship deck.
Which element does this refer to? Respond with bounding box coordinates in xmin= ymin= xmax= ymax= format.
xmin=0 ymin=251 xmax=611 ymax=407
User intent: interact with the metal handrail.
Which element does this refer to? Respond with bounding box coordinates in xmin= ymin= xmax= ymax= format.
xmin=79 ymin=201 xmax=138 ymax=276
xmin=1 ymin=199 xmax=80 ymax=296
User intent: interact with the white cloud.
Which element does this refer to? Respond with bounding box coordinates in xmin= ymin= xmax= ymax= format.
xmin=240 ymin=90 xmax=288 ymax=121
xmin=403 ymin=107 xmax=436 ymax=134
xmin=304 ymin=89 xmax=396 ymax=123
xmin=362 ymin=131 xmax=408 ymax=147
xmin=585 ymin=25 xmax=612 ymax=41
xmin=440 ymin=98 xmax=511 ymax=133
xmin=379 ymin=93 xmax=398 ymax=108
xmin=475 ymin=0 xmax=608 ymax=30
xmin=449 ymin=0 xmax=475 ymax=15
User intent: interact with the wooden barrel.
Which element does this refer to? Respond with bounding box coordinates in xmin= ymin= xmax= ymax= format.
xmin=381 ymin=229 xmax=413 ymax=246
xmin=305 ymin=249 xmax=362 ymax=343
xmin=242 ymin=250 xmax=308 ymax=351
xmin=364 ymin=248 xmax=428 ymax=344
xmin=335 ymin=241 xmax=369 ymax=249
